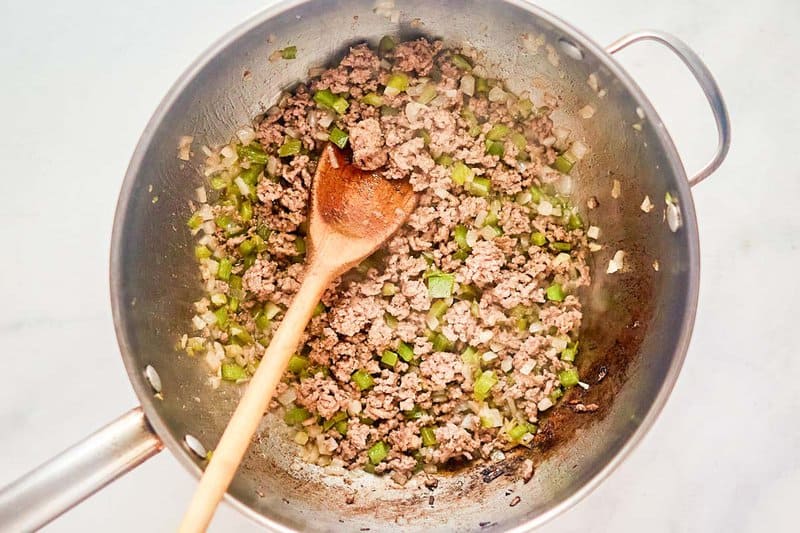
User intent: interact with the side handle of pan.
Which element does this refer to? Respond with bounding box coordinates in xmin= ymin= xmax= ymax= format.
xmin=0 ymin=407 xmax=162 ymax=532
xmin=607 ymin=30 xmax=732 ymax=187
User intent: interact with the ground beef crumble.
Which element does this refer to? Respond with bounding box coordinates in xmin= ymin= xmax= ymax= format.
xmin=185 ymin=37 xmax=593 ymax=483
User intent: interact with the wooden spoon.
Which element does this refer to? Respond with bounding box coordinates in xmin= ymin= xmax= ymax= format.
xmin=179 ymin=143 xmax=416 ymax=532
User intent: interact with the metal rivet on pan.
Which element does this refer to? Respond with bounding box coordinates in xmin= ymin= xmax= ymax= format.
xmin=666 ymin=203 xmax=682 ymax=232
xmin=144 ymin=365 xmax=162 ymax=393
xmin=557 ymin=37 xmax=584 ymax=60
xmin=184 ymin=434 xmax=207 ymax=459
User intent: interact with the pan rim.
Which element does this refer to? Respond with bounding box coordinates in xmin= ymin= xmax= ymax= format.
xmin=109 ymin=1 xmax=700 ymax=530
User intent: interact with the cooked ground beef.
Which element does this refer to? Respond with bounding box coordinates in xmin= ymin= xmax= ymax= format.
xmin=184 ymin=37 xmax=593 ymax=483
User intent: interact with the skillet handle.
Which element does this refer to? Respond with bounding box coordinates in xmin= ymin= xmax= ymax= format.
xmin=607 ymin=30 xmax=731 ymax=187
xmin=0 ymin=407 xmax=162 ymax=531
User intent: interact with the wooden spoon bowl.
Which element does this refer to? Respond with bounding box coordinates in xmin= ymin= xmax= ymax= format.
xmin=311 ymin=143 xmax=416 ymax=273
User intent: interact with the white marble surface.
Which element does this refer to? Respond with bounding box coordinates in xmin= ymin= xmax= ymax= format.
xmin=1 ymin=0 xmax=797 ymax=531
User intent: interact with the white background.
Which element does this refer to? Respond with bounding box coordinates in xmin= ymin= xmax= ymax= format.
xmin=1 ymin=0 xmax=798 ymax=531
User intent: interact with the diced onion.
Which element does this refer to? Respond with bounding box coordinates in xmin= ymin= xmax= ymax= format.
xmin=479 ymin=407 xmax=503 ymax=428
xmin=488 ymin=87 xmax=507 ymax=103
xmin=192 ymin=315 xmax=206 ymax=330
xmin=516 ymin=190 xmax=532 ymax=205
xmin=551 ymin=337 xmax=568 ymax=351
xmin=466 ymin=62 xmax=485 ymax=77
xmin=568 ymin=141 xmax=589 ymax=160
xmin=294 ymin=431 xmax=309 ymax=445
xmin=204 ymin=259 xmax=219 ymax=276
xmin=500 ymin=359 xmax=513 ymax=372
xmin=201 ymin=221 xmax=216 ymax=235
xmin=406 ymin=83 xmax=425 ymax=98
xmin=553 ymin=253 xmax=571 ymax=266
xmin=481 ymin=351 xmax=498 ymax=362
xmin=521 ymin=33 xmax=545 ymax=53
xmin=611 ymin=179 xmax=621 ymax=199
xmin=318 ymin=110 xmax=335 ymax=129
xmin=220 ymin=145 xmax=236 ymax=159
xmin=587 ymin=226 xmax=600 ymax=239
xmin=178 ymin=136 xmax=193 ymax=161
xmin=465 ymin=230 xmax=479 ymax=248
xmin=234 ymin=177 xmax=251 ymax=196
xmin=546 ymin=44 xmax=560 ymax=67
xmin=541 ymin=135 xmax=556 ymax=147
xmin=537 ymin=398 xmax=553 ymax=411
xmin=587 ymin=73 xmax=599 ymax=91
xmin=197 ymin=203 xmax=214 ymax=221
xmin=236 ymin=127 xmax=256 ymax=145
xmin=461 ymin=413 xmax=478 ymax=429
xmin=476 ymin=330 xmax=494 ymax=344
xmin=520 ymin=361 xmax=535 ymax=375
xmin=607 ymin=250 xmax=625 ymax=274
xmin=195 ymin=187 xmax=207 ymax=204
xmin=430 ymin=95 xmax=448 ymax=107
xmin=425 ymin=315 xmax=440 ymax=331
xmin=405 ymin=101 xmax=427 ymax=123
xmin=579 ymin=105 xmax=595 ymax=119
xmin=537 ymin=200 xmax=554 ymax=216
xmin=555 ymin=174 xmax=573 ymax=195
xmin=224 ymin=344 xmax=243 ymax=359
xmin=267 ymin=154 xmax=281 ymax=176
xmin=479 ymin=226 xmax=499 ymax=240
xmin=552 ymin=126 xmax=570 ymax=144
xmin=406 ymin=83 xmax=424 ymax=97
xmin=460 ymin=75 xmax=475 ymax=96
xmin=347 ymin=400 xmax=363 ymax=415
xmin=640 ymin=195 xmax=654 ymax=213
xmin=307 ymin=108 xmax=318 ymax=130
xmin=277 ymin=388 xmax=297 ymax=406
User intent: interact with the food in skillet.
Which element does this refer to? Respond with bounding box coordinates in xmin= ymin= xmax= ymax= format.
xmin=182 ymin=37 xmax=598 ymax=484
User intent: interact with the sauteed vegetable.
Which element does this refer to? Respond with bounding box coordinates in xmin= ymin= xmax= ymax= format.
xmin=182 ymin=37 xmax=599 ymax=484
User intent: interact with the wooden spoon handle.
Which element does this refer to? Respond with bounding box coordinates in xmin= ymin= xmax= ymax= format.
xmin=179 ymin=265 xmax=332 ymax=532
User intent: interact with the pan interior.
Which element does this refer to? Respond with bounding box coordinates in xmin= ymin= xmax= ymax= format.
xmin=111 ymin=1 xmax=697 ymax=530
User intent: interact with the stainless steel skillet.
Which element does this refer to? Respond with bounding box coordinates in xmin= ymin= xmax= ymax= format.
xmin=0 ymin=1 xmax=729 ymax=530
